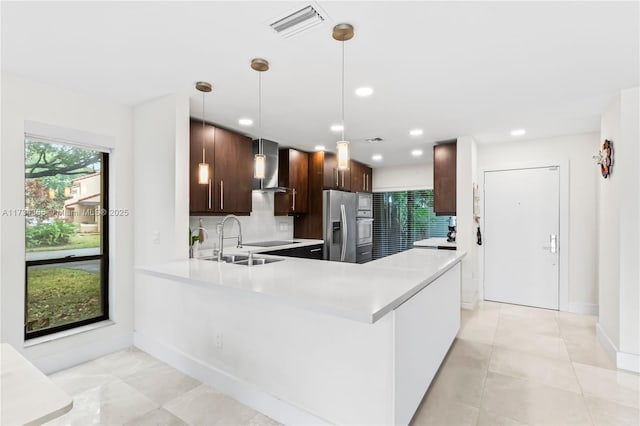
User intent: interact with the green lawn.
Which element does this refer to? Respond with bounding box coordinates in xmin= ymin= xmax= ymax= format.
xmin=26 ymin=233 xmax=101 ymax=253
xmin=27 ymin=267 xmax=102 ymax=332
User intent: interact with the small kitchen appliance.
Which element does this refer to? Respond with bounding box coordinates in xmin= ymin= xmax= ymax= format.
xmin=446 ymin=216 xmax=457 ymax=243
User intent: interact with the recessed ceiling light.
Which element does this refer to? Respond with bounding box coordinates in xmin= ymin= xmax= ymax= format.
xmin=409 ymin=129 xmax=423 ymax=136
xmin=511 ymin=129 xmax=526 ymax=136
xmin=355 ymin=87 xmax=374 ymax=97
xmin=238 ymin=118 xmax=253 ymax=126
xmin=411 ymin=149 xmax=423 ymax=157
xmin=314 ymin=145 xmax=326 ymax=151
xmin=330 ymin=124 xmax=343 ymax=132
xmin=372 ymin=154 xmax=383 ymax=161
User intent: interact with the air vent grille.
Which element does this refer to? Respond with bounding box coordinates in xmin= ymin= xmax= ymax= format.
xmin=270 ymin=5 xmax=324 ymax=38
xmin=365 ymin=137 xmax=384 ymax=144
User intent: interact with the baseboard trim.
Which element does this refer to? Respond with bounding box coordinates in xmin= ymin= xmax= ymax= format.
xmin=596 ymin=322 xmax=618 ymax=363
xmin=461 ymin=301 xmax=476 ymax=310
xmin=617 ymin=351 xmax=640 ymax=373
xmin=566 ymin=303 xmax=599 ymax=315
xmin=133 ymin=331 xmax=328 ymax=425
xmin=595 ymin=323 xmax=640 ymax=373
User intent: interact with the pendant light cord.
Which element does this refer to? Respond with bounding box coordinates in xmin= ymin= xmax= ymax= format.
xmin=201 ymin=90 xmax=206 ymax=163
xmin=341 ymin=39 xmax=345 ymax=142
xmin=259 ymin=71 xmax=263 ymax=154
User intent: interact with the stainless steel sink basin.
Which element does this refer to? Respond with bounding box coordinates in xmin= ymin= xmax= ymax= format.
xmin=200 ymin=254 xmax=282 ymax=266
xmin=233 ymin=257 xmax=283 ymax=266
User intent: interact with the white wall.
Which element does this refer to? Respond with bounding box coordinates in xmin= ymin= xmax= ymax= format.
xmin=598 ymin=87 xmax=640 ymax=371
xmin=457 ymin=136 xmax=479 ymax=307
xmin=0 ymin=73 xmax=134 ymax=372
xmin=133 ymin=95 xmax=190 ymax=266
xmin=477 ymin=132 xmax=600 ymax=314
xmin=372 ymin=163 xmax=433 ymax=192
xmin=617 ymin=87 xmax=639 ymax=359
xmin=599 ymin=99 xmax=622 ymax=348
xmin=190 ymin=192 xmax=294 ymax=253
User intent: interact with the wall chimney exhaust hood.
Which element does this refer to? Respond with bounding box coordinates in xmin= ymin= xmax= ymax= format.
xmin=253 ymin=139 xmax=287 ymax=192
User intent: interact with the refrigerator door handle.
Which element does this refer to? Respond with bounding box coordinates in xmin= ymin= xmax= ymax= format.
xmin=340 ymin=204 xmax=347 ymax=261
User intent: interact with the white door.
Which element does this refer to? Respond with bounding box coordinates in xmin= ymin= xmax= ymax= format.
xmin=484 ymin=167 xmax=560 ymax=309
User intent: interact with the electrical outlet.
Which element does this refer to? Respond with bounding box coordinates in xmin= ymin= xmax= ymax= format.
xmin=152 ymin=230 xmax=160 ymax=245
xmin=215 ymin=332 xmax=223 ymax=349
xmin=279 ymin=222 xmax=289 ymax=231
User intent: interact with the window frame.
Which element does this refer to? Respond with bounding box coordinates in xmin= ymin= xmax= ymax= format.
xmin=24 ymin=149 xmax=110 ymax=340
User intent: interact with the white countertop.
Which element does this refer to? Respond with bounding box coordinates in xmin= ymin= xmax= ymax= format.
xmin=413 ymin=237 xmax=457 ymax=248
xmin=0 ymin=343 xmax=73 ymax=425
xmin=138 ymin=246 xmax=465 ymax=324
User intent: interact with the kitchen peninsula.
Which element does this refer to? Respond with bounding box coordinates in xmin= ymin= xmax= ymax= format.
xmin=136 ymin=247 xmax=465 ymax=425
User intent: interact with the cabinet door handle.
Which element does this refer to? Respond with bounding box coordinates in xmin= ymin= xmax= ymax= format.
xmin=292 ymin=188 xmax=296 ymax=211
xmin=334 ymin=168 xmax=338 ymax=187
xmin=220 ymin=180 xmax=224 ymax=210
xmin=208 ymin=178 xmax=212 ymax=209
xmin=309 ymin=248 xmax=322 ymax=253
xmin=341 ymin=170 xmax=345 ymax=188
xmin=362 ymin=173 xmax=365 ymax=191
xmin=366 ymin=174 xmax=369 ymax=191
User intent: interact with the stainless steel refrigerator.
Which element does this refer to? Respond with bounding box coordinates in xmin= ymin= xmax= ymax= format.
xmin=323 ymin=190 xmax=357 ymax=263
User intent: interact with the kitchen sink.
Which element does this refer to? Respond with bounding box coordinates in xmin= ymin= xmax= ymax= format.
xmin=200 ymin=254 xmax=283 ymax=266
xmin=233 ymin=257 xmax=283 ymax=266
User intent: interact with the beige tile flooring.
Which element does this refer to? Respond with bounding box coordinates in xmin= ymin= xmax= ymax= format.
xmin=411 ymin=301 xmax=640 ymax=426
xmin=45 ymin=348 xmax=279 ymax=426
xmin=45 ymin=302 xmax=638 ymax=426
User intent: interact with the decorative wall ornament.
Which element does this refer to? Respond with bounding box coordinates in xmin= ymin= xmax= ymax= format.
xmin=593 ymin=139 xmax=614 ymax=178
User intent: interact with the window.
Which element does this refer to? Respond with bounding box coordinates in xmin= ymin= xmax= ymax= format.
xmin=373 ymin=189 xmax=452 ymax=259
xmin=24 ymin=139 xmax=109 ymax=339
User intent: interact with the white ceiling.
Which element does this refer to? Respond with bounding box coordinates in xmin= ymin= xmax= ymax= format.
xmin=2 ymin=1 xmax=638 ymax=167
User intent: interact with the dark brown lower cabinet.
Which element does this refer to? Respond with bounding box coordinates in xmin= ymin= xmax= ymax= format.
xmin=262 ymin=244 xmax=324 ymax=260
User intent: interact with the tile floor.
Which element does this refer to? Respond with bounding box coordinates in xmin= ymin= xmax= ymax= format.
xmin=45 ymin=348 xmax=279 ymax=426
xmin=45 ymin=302 xmax=639 ymax=426
xmin=411 ymin=301 xmax=640 ymax=426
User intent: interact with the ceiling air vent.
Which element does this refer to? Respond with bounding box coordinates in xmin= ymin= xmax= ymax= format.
xmin=365 ymin=137 xmax=384 ymax=144
xmin=270 ymin=5 xmax=325 ymax=38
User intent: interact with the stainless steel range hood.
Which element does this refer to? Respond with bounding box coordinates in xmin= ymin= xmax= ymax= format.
xmin=253 ymin=139 xmax=287 ymax=192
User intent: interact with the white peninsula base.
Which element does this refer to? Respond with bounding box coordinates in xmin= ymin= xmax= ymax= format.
xmin=135 ymin=251 xmax=461 ymax=425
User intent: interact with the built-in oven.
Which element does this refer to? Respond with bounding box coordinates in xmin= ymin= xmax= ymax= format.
xmin=356 ymin=218 xmax=373 ymax=246
xmin=356 ymin=192 xmax=373 ymax=218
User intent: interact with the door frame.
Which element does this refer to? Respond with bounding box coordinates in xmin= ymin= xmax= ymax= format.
xmin=481 ymin=159 xmax=569 ymax=311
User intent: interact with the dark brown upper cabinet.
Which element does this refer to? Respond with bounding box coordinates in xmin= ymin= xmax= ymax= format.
xmin=323 ymin=152 xmax=351 ymax=191
xmin=189 ymin=119 xmax=253 ymax=216
xmin=350 ymin=160 xmax=373 ymax=193
xmin=274 ymin=148 xmax=309 ymax=216
xmin=433 ymin=140 xmax=457 ymax=216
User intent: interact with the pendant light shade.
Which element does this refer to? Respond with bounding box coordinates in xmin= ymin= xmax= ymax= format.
xmin=333 ymin=23 xmax=354 ymax=171
xmin=254 ymin=153 xmax=266 ymax=179
xmin=198 ymin=162 xmax=209 ymax=185
xmin=195 ymin=81 xmax=212 ymax=185
xmin=252 ymin=58 xmax=270 ymax=180
xmin=337 ymin=141 xmax=350 ymax=170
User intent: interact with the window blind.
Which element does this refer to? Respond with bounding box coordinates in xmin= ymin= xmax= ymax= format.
xmin=373 ymin=189 xmax=452 ymax=259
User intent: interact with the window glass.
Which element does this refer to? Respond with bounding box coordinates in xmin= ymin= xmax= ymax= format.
xmin=24 ymin=139 xmax=108 ymax=338
xmin=373 ymin=189 xmax=451 ymax=259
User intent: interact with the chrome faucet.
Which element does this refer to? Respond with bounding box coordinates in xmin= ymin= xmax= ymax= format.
xmin=217 ymin=214 xmax=243 ymax=261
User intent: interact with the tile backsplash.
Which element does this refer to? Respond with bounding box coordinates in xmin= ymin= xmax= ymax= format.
xmin=190 ymin=191 xmax=293 ymax=250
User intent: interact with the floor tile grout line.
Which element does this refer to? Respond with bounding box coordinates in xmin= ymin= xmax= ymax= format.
xmin=473 ymin=302 xmax=520 ymax=426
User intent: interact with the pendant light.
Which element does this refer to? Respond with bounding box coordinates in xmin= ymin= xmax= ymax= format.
xmin=251 ymin=58 xmax=269 ymax=179
xmin=333 ymin=23 xmax=354 ymax=171
xmin=195 ymin=81 xmax=212 ymax=184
